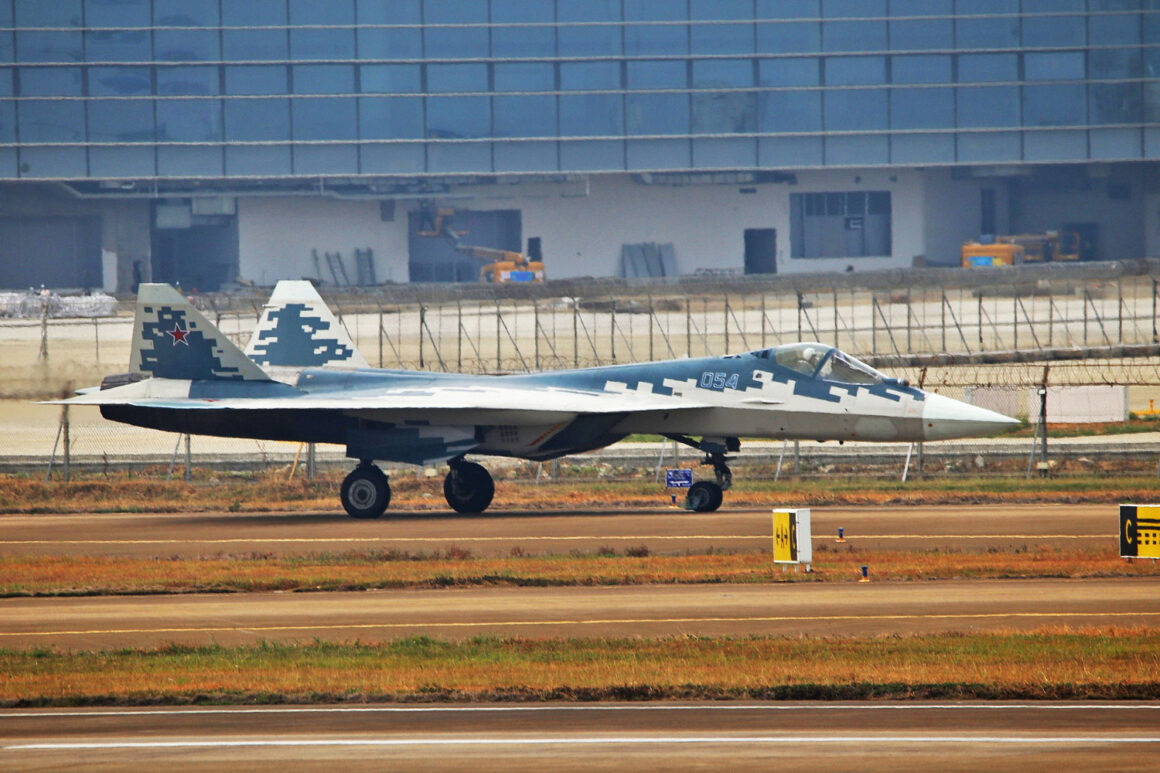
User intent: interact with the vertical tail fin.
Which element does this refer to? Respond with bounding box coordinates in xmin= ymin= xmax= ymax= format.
xmin=245 ymin=280 xmax=369 ymax=369
xmin=130 ymin=284 xmax=271 ymax=381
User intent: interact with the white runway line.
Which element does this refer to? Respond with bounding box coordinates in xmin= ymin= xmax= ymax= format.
xmin=8 ymin=736 xmax=1160 ymax=751
xmin=4 ymin=703 xmax=1160 ymax=719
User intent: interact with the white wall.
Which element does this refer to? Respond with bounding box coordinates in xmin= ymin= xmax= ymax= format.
xmin=920 ymin=169 xmax=1011 ymax=267
xmin=457 ymin=171 xmax=924 ymax=278
xmin=237 ymin=197 xmax=409 ymax=286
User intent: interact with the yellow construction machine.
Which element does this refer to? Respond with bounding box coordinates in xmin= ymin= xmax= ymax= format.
xmin=961 ymin=230 xmax=1081 ymax=268
xmin=417 ymin=207 xmax=545 ymax=283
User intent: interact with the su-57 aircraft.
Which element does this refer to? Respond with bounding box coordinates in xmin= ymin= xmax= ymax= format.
xmin=59 ymin=282 xmax=1017 ymax=517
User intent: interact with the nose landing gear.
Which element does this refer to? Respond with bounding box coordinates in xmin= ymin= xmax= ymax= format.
xmin=663 ymin=435 xmax=738 ymax=513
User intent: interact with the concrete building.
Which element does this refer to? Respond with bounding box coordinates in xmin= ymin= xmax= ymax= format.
xmin=0 ymin=0 xmax=1158 ymax=292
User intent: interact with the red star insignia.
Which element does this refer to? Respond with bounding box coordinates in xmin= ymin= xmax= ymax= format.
xmin=167 ymin=323 xmax=190 ymax=346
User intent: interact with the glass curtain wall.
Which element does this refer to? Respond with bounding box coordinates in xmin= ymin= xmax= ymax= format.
xmin=0 ymin=0 xmax=1156 ymax=179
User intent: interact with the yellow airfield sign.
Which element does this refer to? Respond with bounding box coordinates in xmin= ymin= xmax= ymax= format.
xmin=773 ymin=508 xmax=812 ymax=565
xmin=1120 ymin=504 xmax=1160 ymax=559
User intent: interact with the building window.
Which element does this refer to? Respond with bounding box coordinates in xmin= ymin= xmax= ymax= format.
xmin=790 ymin=191 xmax=892 ymax=259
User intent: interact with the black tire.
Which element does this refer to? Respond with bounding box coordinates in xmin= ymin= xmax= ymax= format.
xmin=341 ymin=464 xmax=391 ymax=519
xmin=686 ymin=481 xmax=723 ymax=512
xmin=443 ymin=461 xmax=495 ymax=514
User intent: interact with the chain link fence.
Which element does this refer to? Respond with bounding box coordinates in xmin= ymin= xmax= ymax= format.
xmin=5 ymin=262 xmax=1160 ymax=480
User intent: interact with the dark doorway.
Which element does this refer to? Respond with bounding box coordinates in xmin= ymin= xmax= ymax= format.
xmin=409 ymin=208 xmax=521 ymax=283
xmin=151 ymin=217 xmax=239 ymax=292
xmin=981 ymin=188 xmax=996 ymax=236
xmin=0 ymin=216 xmax=102 ymax=289
xmin=744 ymin=228 xmax=777 ymax=274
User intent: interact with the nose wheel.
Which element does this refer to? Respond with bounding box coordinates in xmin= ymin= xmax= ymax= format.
xmin=443 ymin=459 xmax=495 ymax=514
xmin=663 ymin=434 xmax=737 ymax=513
xmin=341 ymin=461 xmax=391 ymax=519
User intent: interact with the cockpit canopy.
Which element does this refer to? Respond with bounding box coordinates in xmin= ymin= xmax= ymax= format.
xmin=748 ymin=342 xmax=889 ymax=385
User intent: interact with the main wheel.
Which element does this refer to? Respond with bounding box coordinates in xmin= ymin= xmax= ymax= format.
xmin=443 ymin=461 xmax=495 ymax=514
xmin=341 ymin=464 xmax=391 ymax=519
xmin=686 ymin=481 xmax=723 ymax=512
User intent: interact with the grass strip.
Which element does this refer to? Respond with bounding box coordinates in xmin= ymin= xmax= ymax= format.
xmin=5 ymin=473 xmax=1160 ymax=514
xmin=3 ymin=628 xmax=1158 ymax=707
xmin=2 ymin=547 xmax=1156 ymax=597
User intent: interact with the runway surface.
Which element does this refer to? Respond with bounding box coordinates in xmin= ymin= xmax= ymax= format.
xmin=0 ymin=503 xmax=1115 ymax=557
xmin=1 ymin=577 xmax=1156 ymax=649
xmin=4 ymin=703 xmax=1160 ymax=772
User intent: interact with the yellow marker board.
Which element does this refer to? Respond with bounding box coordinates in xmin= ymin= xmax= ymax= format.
xmin=773 ymin=508 xmax=812 ymax=565
xmin=1120 ymin=504 xmax=1160 ymax=559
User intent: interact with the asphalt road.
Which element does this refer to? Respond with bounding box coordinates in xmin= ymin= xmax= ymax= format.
xmin=2 ymin=578 xmax=1156 ymax=649
xmin=4 ymin=703 xmax=1160 ymax=772
xmin=0 ymin=503 xmax=1116 ymax=557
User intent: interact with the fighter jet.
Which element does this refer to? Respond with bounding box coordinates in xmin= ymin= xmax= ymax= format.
xmin=60 ymin=283 xmax=1017 ymax=517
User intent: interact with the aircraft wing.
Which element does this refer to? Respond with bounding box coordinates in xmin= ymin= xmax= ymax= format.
xmin=51 ymin=379 xmax=716 ymax=418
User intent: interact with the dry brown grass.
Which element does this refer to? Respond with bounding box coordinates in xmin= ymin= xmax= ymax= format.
xmin=3 ymin=627 xmax=1157 ymax=706
xmin=3 ymin=546 xmax=1155 ymax=597
xmin=6 ymin=470 xmax=1160 ymax=514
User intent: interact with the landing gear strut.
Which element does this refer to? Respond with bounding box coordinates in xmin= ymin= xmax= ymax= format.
xmin=664 ymin=435 xmax=737 ymax=513
xmin=340 ymin=460 xmax=391 ymax=519
xmin=443 ymin=458 xmax=495 ymax=514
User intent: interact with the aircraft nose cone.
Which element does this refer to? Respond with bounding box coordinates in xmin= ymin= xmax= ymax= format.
xmin=922 ymin=392 xmax=1020 ymax=441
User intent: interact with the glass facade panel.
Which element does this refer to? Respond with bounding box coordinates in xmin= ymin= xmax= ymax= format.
xmin=1089 ymin=48 xmax=1142 ymax=79
xmin=1025 ymin=52 xmax=1085 ymax=81
xmin=758 ymin=59 xmax=820 ymax=87
xmin=823 ymin=21 xmax=887 ymax=53
xmin=154 ymin=0 xmax=218 ymax=26
xmin=223 ymin=30 xmax=289 ymax=62
xmin=361 ymin=65 xmax=422 ymax=94
xmin=423 ymin=0 xmax=488 ymax=59
xmin=90 ymin=66 xmax=151 ymax=96
xmin=293 ymin=65 xmax=355 ymax=95
xmin=1022 ymin=13 xmax=1086 ymax=48
xmin=14 ymin=0 xmax=82 ymax=27
xmin=426 ymin=96 xmax=489 ymax=138
xmin=20 ymin=101 xmax=86 ymax=142
xmin=892 ymin=55 xmax=952 ymax=84
xmin=291 ymin=28 xmax=355 ymax=61
xmin=429 ymin=64 xmax=487 ymax=93
xmin=226 ymin=66 xmax=287 ymax=95
xmin=558 ymin=0 xmax=622 ymax=57
xmin=824 ymin=90 xmax=887 ymax=131
xmin=17 ymin=31 xmax=84 ymax=63
xmin=958 ymin=54 xmax=1019 ymax=83
xmin=294 ymin=98 xmax=357 ymax=140
xmin=759 ymin=91 xmax=822 ymax=133
xmin=1089 ymin=11 xmax=1141 ymax=45
xmin=626 ymin=94 xmax=689 ymax=135
xmin=156 ymin=99 xmax=219 ymax=141
xmin=957 ymin=86 xmax=1020 ymax=127
xmin=625 ymin=1 xmax=688 ymax=57
xmin=825 ymin=57 xmax=885 ymax=86
xmin=157 ymin=66 xmax=218 ymax=96
xmin=560 ymin=94 xmax=623 ymax=136
xmin=21 ymin=67 xmax=83 ymax=96
xmin=889 ymin=19 xmax=953 ymax=50
xmin=495 ymin=63 xmax=554 ymax=92
xmin=1023 ymin=83 xmax=1086 ymax=126
xmin=492 ymin=0 xmax=555 ymax=58
xmin=560 ymin=61 xmax=620 ymax=90
xmin=891 ymin=88 xmax=953 ymax=129
xmin=1090 ymin=82 xmax=1143 ymax=123
xmin=494 ymin=95 xmax=556 ymax=137
xmin=956 ymin=13 xmax=1020 ymax=49
xmin=627 ymin=60 xmax=687 ymax=89
xmin=89 ymin=100 xmax=154 ymax=141
xmin=359 ymin=96 xmax=424 ymax=139
xmin=290 ymin=0 xmax=354 ymax=25
xmin=155 ymin=30 xmax=219 ymax=62
xmin=224 ymin=98 xmax=291 ymax=141
xmin=756 ymin=21 xmax=820 ymax=54
xmin=91 ymin=146 xmax=155 ymax=177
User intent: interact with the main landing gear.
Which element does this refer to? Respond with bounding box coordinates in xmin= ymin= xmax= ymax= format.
xmin=443 ymin=458 xmax=495 ymax=514
xmin=664 ymin=435 xmax=738 ymax=513
xmin=341 ymin=461 xmax=391 ymax=519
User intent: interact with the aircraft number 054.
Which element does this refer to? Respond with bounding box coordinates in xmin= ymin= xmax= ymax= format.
xmin=700 ymin=371 xmax=740 ymax=391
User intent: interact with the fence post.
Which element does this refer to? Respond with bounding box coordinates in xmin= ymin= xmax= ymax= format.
xmin=307 ymin=442 xmax=316 ymax=480
xmin=496 ymin=300 xmax=502 ymax=371
xmin=62 ymin=404 xmax=70 ymax=483
xmin=573 ymin=300 xmax=579 ymax=368
xmin=457 ymin=301 xmax=463 ymax=372
xmin=378 ymin=308 xmax=384 ymax=367
xmin=533 ymin=301 xmax=540 ymax=370
xmin=610 ymin=301 xmax=616 ymax=362
xmin=38 ymin=302 xmax=48 ymax=360
xmin=93 ymin=317 xmax=100 ymax=364
xmin=419 ymin=305 xmax=426 ymax=369
xmin=723 ymin=294 xmax=729 ymax=353
xmin=184 ymin=433 xmax=192 ymax=483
